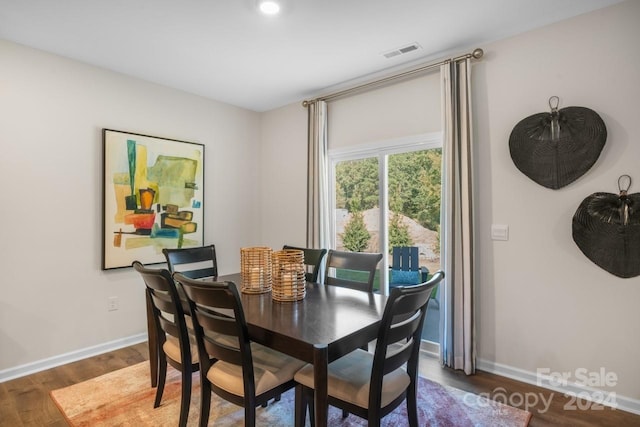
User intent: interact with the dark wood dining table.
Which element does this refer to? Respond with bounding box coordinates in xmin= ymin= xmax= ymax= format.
xmin=146 ymin=272 xmax=387 ymax=427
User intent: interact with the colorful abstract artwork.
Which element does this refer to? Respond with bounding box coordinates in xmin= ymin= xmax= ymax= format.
xmin=102 ymin=129 xmax=204 ymax=270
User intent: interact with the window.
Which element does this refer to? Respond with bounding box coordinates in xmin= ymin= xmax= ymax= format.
xmin=329 ymin=133 xmax=442 ymax=342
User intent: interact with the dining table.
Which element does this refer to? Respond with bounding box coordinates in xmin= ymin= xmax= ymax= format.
xmin=146 ymin=272 xmax=388 ymax=427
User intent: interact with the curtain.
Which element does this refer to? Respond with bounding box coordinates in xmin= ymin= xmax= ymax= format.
xmin=440 ymin=58 xmax=476 ymax=375
xmin=306 ymin=100 xmax=330 ymax=257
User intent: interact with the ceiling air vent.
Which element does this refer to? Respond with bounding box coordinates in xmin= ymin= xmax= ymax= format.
xmin=382 ymin=43 xmax=421 ymax=59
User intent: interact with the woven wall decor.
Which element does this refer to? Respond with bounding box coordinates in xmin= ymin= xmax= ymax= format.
xmin=509 ymin=96 xmax=607 ymax=189
xmin=572 ymin=175 xmax=640 ymax=278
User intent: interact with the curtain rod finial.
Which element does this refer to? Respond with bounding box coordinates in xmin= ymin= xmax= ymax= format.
xmin=472 ymin=48 xmax=484 ymax=59
xmin=302 ymin=100 xmax=310 ymax=108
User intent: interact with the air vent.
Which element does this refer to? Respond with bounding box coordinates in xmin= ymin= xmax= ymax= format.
xmin=382 ymin=43 xmax=421 ymax=59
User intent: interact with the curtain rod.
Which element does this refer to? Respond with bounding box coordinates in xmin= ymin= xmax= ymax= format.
xmin=302 ymin=48 xmax=483 ymax=107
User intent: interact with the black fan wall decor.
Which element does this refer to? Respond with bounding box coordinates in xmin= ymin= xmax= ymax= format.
xmin=572 ymin=175 xmax=640 ymax=278
xmin=509 ymin=96 xmax=607 ymax=189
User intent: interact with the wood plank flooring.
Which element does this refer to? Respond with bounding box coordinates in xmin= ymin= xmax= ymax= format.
xmin=0 ymin=342 xmax=637 ymax=426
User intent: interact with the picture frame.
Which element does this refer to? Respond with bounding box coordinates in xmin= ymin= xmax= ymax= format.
xmin=102 ymin=129 xmax=205 ymax=270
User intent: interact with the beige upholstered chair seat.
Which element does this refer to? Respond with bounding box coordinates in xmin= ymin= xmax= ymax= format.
xmin=294 ymin=348 xmax=410 ymax=408
xmin=163 ymin=336 xmax=199 ymax=364
xmin=208 ymin=343 xmax=306 ymax=397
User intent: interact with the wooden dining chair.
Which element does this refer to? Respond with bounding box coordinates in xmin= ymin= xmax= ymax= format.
xmin=132 ymin=261 xmax=203 ymax=427
xmin=174 ymin=273 xmax=307 ymax=427
xmin=163 ymin=244 xmax=218 ymax=279
xmin=283 ymin=245 xmax=327 ymax=283
xmin=294 ymin=270 xmax=445 ymax=427
xmin=390 ymin=246 xmax=429 ymax=284
xmin=324 ymin=249 xmax=383 ymax=293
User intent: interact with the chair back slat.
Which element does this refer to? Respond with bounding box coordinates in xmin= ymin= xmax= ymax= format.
xmin=159 ymin=316 xmax=181 ymax=339
xmin=392 ymin=246 xmax=421 ymax=271
xmin=283 ymin=245 xmax=327 ymax=282
xmin=323 ymin=277 xmax=366 ymax=292
xmin=324 ymin=250 xmax=383 ymax=293
xmin=202 ymin=333 xmax=243 ymax=366
xmin=163 ymin=245 xmax=218 ymax=279
xmin=195 ymin=307 xmax=241 ymax=339
xmin=196 ymin=307 xmax=242 ymax=365
xmin=383 ymin=337 xmax=416 ymax=374
xmin=150 ymin=292 xmax=178 ymax=315
xmin=386 ymin=309 xmax=423 ymax=344
xmin=175 ymin=267 xmax=217 ymax=280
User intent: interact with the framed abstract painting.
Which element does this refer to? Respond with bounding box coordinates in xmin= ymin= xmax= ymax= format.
xmin=102 ymin=129 xmax=205 ymax=270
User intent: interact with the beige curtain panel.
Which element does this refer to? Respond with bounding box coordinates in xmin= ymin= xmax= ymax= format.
xmin=306 ymin=100 xmax=330 ymax=255
xmin=440 ymin=58 xmax=476 ymax=375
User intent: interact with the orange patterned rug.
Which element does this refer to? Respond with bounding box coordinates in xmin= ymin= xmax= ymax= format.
xmin=50 ymin=361 xmax=531 ymax=426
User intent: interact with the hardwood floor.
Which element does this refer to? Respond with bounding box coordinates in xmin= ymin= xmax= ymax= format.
xmin=0 ymin=342 xmax=638 ymax=426
xmin=0 ymin=344 xmax=148 ymax=426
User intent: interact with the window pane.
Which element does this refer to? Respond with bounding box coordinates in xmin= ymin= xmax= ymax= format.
xmin=331 ymin=147 xmax=442 ymax=343
xmin=334 ymin=157 xmax=381 ymax=291
xmin=388 ymin=149 xmax=442 ymax=342
xmin=387 ymin=149 xmax=441 ymax=273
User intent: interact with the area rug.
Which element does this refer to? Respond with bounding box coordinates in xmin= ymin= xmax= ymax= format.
xmin=50 ymin=362 xmax=531 ymax=426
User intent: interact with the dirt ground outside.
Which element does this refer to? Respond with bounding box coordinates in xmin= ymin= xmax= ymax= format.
xmin=335 ymin=207 xmax=441 ymax=274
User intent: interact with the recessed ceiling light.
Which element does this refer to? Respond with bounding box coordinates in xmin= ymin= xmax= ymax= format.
xmin=259 ymin=1 xmax=281 ymax=15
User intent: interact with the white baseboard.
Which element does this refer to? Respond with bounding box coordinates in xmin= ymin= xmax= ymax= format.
xmin=420 ymin=340 xmax=440 ymax=358
xmin=477 ymin=358 xmax=640 ymax=416
xmin=0 ymin=333 xmax=147 ymax=383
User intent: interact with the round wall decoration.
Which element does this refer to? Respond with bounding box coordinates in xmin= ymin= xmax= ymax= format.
xmin=572 ymin=175 xmax=640 ymax=278
xmin=509 ymin=96 xmax=607 ymax=189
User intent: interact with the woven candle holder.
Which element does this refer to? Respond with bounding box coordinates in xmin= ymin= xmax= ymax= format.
xmin=272 ymin=249 xmax=306 ymax=302
xmin=240 ymin=246 xmax=272 ymax=294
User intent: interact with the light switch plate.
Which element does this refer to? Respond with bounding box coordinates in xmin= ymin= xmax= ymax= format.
xmin=491 ymin=224 xmax=509 ymax=241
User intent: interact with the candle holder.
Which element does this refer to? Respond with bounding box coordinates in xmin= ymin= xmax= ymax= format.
xmin=272 ymin=249 xmax=306 ymax=302
xmin=240 ymin=246 xmax=272 ymax=294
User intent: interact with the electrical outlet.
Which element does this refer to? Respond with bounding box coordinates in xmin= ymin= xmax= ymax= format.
xmin=107 ymin=296 xmax=119 ymax=311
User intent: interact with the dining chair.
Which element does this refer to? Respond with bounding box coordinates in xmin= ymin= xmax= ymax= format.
xmin=132 ymin=261 xmax=203 ymax=427
xmin=282 ymin=245 xmax=327 ymax=283
xmin=324 ymin=249 xmax=383 ymax=293
xmin=294 ymin=270 xmax=445 ymax=427
xmin=390 ymin=246 xmax=438 ymax=308
xmin=174 ymin=273 xmax=307 ymax=427
xmin=163 ymin=244 xmax=218 ymax=279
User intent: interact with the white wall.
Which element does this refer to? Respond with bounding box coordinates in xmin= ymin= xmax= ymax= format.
xmin=0 ymin=40 xmax=261 ymax=373
xmin=473 ymin=0 xmax=640 ymax=402
xmin=259 ymin=0 xmax=640 ymax=405
xmin=258 ymin=103 xmax=308 ymax=249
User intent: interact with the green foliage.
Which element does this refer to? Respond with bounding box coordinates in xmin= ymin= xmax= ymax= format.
xmin=335 ymin=158 xmax=379 ymax=211
xmin=388 ymin=212 xmax=412 ymax=253
xmin=335 ymin=149 xmax=442 ymax=231
xmin=341 ymin=210 xmax=371 ymax=252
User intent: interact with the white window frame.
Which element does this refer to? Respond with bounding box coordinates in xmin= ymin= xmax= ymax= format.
xmin=328 ymin=132 xmax=443 ymax=295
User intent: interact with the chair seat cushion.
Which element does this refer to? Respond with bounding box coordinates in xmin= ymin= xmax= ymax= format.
xmin=294 ymin=348 xmax=410 ymax=408
xmin=207 ymin=343 xmax=306 ymax=397
xmin=163 ymin=336 xmax=199 ymax=364
xmin=390 ymin=269 xmax=421 ymax=285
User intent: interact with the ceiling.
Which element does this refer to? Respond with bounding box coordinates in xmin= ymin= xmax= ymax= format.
xmin=0 ymin=0 xmax=623 ymax=112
